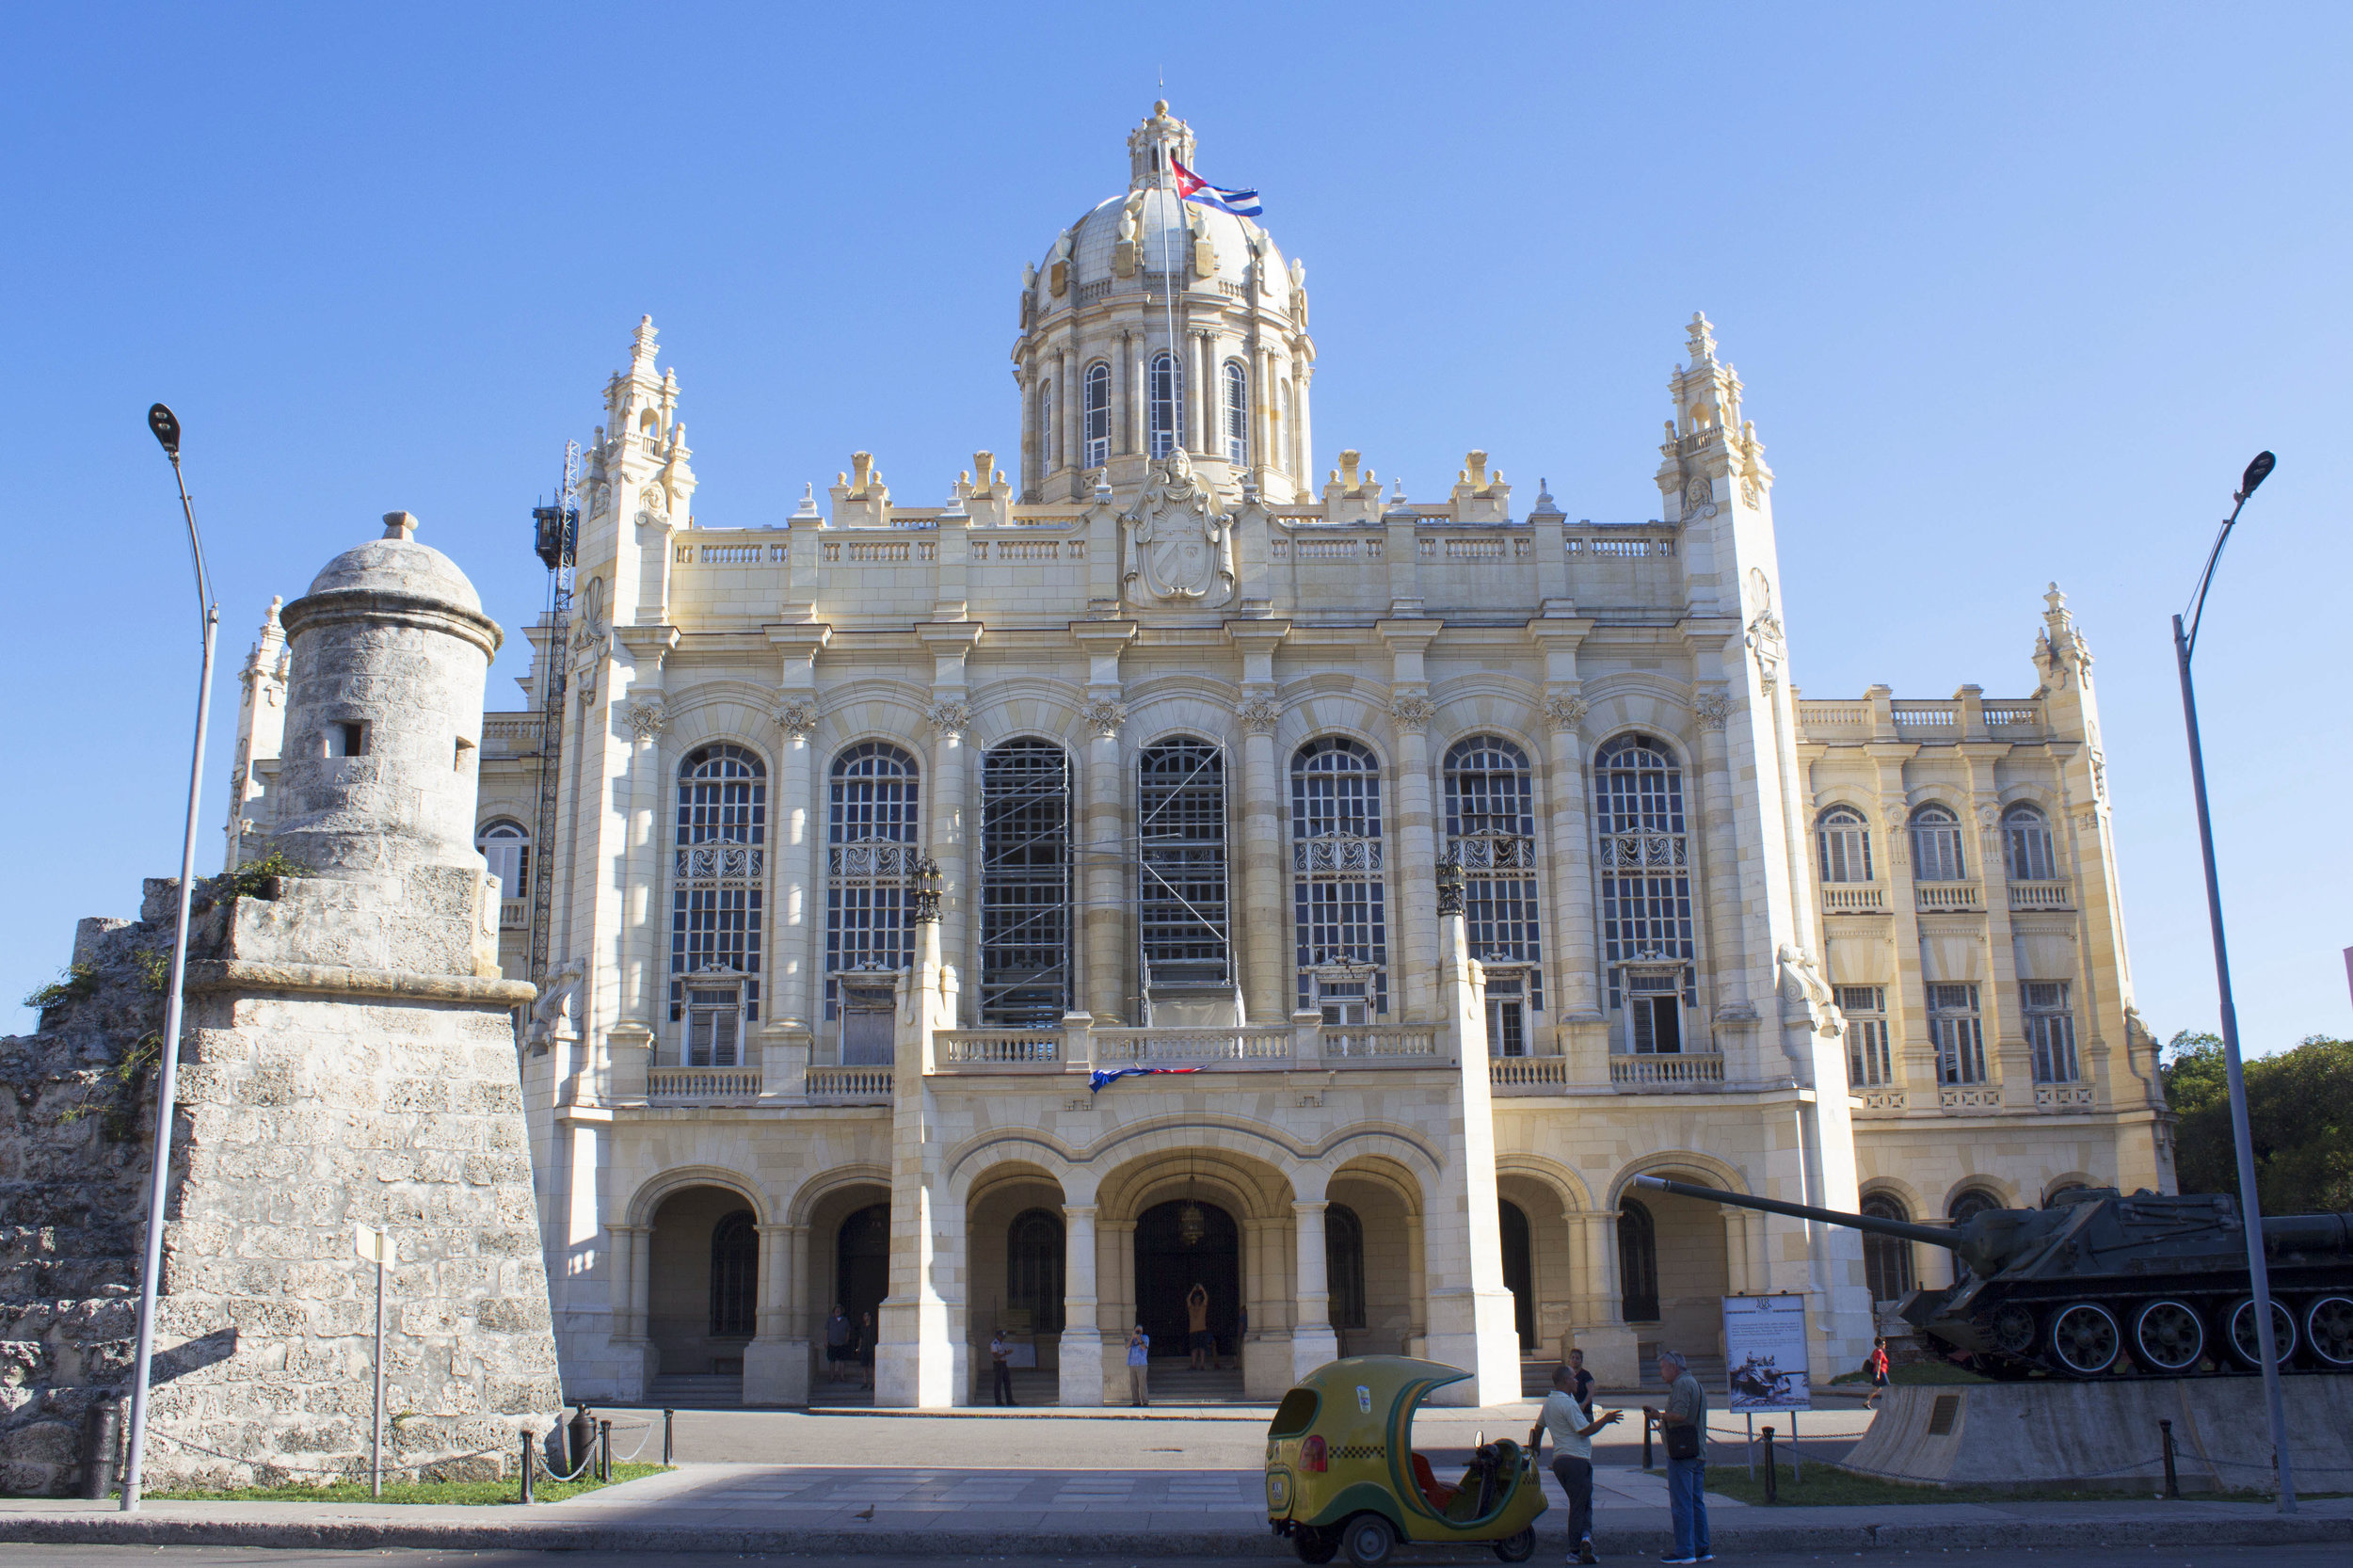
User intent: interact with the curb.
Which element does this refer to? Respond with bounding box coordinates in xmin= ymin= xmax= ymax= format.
xmin=0 ymin=1512 xmax=2346 ymax=1557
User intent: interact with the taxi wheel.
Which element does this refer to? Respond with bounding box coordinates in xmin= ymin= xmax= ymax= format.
xmin=1340 ymin=1512 xmax=1396 ymax=1567
xmin=1292 ymin=1528 xmax=1339 ymax=1564
xmin=1493 ymin=1525 xmax=1537 ymax=1562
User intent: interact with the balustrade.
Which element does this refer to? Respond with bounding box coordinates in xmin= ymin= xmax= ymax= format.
xmin=804 ymin=1064 xmax=893 ymax=1101
xmin=1321 ymin=1025 xmax=1439 ymax=1060
xmin=1821 ymin=885 xmax=1887 ymax=914
xmin=2008 ymin=881 xmax=2073 ymax=911
xmin=938 ymin=1029 xmax=1064 ymax=1065
xmin=647 ymin=1064 xmax=762 ymax=1100
xmin=1489 ymin=1055 xmax=1570 ymax=1093
xmin=1914 ymin=882 xmax=1984 ymax=913
xmin=1092 ymin=1026 xmax=1291 ymax=1064
xmin=1608 ymin=1051 xmax=1725 ymax=1089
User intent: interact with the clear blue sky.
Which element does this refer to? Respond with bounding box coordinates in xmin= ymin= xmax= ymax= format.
xmin=8 ymin=2 xmax=2349 ymax=1054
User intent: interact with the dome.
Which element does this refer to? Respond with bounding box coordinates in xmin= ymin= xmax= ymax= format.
xmin=305 ymin=512 xmax=486 ymax=617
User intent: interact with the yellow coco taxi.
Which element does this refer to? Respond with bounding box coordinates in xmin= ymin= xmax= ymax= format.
xmin=1264 ymin=1356 xmax=1544 ymax=1566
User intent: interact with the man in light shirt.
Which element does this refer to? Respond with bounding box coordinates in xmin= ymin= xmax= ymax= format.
xmin=1529 ymin=1363 xmax=1622 ymax=1563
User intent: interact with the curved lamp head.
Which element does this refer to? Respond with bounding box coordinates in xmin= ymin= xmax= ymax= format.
xmin=147 ymin=403 xmax=182 ymax=458
xmin=2238 ymin=451 xmax=2275 ymax=502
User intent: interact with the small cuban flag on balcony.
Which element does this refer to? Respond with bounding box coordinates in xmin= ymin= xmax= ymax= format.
xmin=1089 ymin=1065 xmax=1207 ymax=1095
xmin=1172 ymin=157 xmax=1262 ymax=217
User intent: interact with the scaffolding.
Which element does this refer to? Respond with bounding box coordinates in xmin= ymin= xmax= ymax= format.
xmin=524 ymin=443 xmax=579 ymax=985
xmin=978 ymin=741 xmax=1071 ymax=1026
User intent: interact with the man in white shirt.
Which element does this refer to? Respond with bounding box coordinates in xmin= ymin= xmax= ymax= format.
xmin=1529 ymin=1363 xmax=1622 ymax=1563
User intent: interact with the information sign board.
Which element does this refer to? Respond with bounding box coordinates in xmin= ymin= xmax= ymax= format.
xmin=1721 ymin=1293 xmax=1811 ymax=1411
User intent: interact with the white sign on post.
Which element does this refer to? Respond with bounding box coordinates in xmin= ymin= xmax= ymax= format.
xmin=1721 ymin=1294 xmax=1812 ymax=1412
xmin=354 ymin=1224 xmax=394 ymax=1265
xmin=356 ymin=1224 xmax=394 ymax=1496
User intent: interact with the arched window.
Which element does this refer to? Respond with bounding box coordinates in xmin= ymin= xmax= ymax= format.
xmin=1595 ymin=735 xmax=1692 ymax=1052
xmin=1223 ymin=360 xmax=1249 ymax=466
xmin=1948 ymin=1187 xmax=2001 ymax=1224
xmin=1082 ymin=361 xmax=1112 ymax=471
xmin=1038 ymin=379 xmax=1055 ymax=470
xmin=1006 ymin=1208 xmax=1065 ymax=1335
xmin=2003 ymin=803 xmax=2056 ymax=882
xmin=1445 ymin=736 xmax=1543 ymax=1049
xmin=1817 ymin=806 xmax=1872 ymax=884
xmin=1148 ymin=351 xmax=1183 ymax=458
xmin=825 ymin=743 xmax=920 ymax=1019
xmin=1291 ymin=737 xmax=1388 ymax=1017
xmin=1618 ymin=1198 xmax=1659 ymax=1321
xmin=1860 ymin=1194 xmax=1915 ymax=1304
xmin=980 ymin=741 xmax=1071 ymax=1027
xmin=710 ymin=1209 xmax=757 ymax=1337
xmin=1324 ymin=1203 xmax=1366 ymax=1330
xmin=1138 ymin=737 xmax=1228 ymax=993
xmin=1910 ymin=805 xmax=1966 ymax=882
xmin=476 ymin=819 xmax=529 ymax=901
xmin=670 ymin=744 xmax=766 ymax=1061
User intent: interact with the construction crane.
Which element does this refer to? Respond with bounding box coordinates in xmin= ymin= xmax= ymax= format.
xmin=525 ymin=442 xmax=580 ymax=985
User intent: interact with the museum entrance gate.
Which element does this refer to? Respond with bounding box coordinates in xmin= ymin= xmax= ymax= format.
xmin=1133 ymin=1199 xmax=1241 ymax=1360
xmin=835 ymin=1202 xmax=889 ymax=1341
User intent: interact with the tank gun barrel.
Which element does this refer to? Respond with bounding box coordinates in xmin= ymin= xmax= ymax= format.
xmin=1632 ymin=1175 xmax=1960 ymax=1251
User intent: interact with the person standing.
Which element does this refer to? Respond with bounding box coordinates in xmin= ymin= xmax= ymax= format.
xmin=1641 ymin=1348 xmax=1710 ymax=1564
xmin=1865 ymin=1336 xmax=1891 ymax=1411
xmin=1126 ymin=1323 xmax=1151 ymax=1406
xmin=1529 ymin=1364 xmax=1621 ymax=1564
xmin=824 ymin=1304 xmax=852 ymax=1386
xmin=856 ymin=1309 xmax=876 ymax=1392
xmin=1567 ymin=1346 xmax=1593 ymax=1407
xmin=1186 ymin=1283 xmax=1212 ymax=1370
xmin=990 ymin=1328 xmax=1016 ymax=1406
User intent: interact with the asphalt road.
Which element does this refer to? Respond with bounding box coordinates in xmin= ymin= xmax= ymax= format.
xmin=0 ymin=1547 xmax=2341 ymax=1568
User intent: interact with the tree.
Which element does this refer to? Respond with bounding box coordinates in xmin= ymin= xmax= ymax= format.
xmin=2163 ymin=1031 xmax=2353 ymax=1214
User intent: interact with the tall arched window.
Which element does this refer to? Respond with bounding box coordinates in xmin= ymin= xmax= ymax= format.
xmin=1082 ymin=361 xmax=1111 ymax=471
xmin=1948 ymin=1187 xmax=2001 ymax=1224
xmin=1595 ymin=734 xmax=1692 ymax=1052
xmin=670 ymin=744 xmax=766 ymax=1062
xmin=1278 ymin=377 xmax=1294 ymax=473
xmin=1325 ymin=1203 xmax=1367 ymax=1330
xmin=1223 ymin=360 xmax=1249 ymax=465
xmin=1910 ymin=804 xmax=1967 ymax=882
xmin=476 ymin=819 xmax=529 ymax=901
xmin=1445 ymin=736 xmax=1543 ymax=1051
xmin=1148 ymin=351 xmax=1183 ymax=458
xmin=1817 ymin=806 xmax=1872 ymax=884
xmin=2003 ymin=803 xmax=2056 ymax=881
xmin=1618 ymin=1198 xmax=1659 ymax=1321
xmin=825 ymin=743 xmax=920 ymax=1020
xmin=1860 ymin=1194 xmax=1916 ymax=1304
xmin=1038 ymin=379 xmax=1055 ymax=470
xmin=1006 ymin=1208 xmax=1065 ymax=1335
xmin=710 ymin=1209 xmax=757 ymax=1337
xmin=980 ymin=741 xmax=1071 ymax=1027
xmin=1138 ymin=737 xmax=1228 ymax=994
xmin=1291 ymin=737 xmax=1388 ymax=1016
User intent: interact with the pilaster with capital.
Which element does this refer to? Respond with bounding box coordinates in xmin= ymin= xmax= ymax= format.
xmin=1378 ymin=621 xmax=1443 ymax=1020
xmin=1073 ymin=622 xmax=1138 ymax=1020
xmin=1228 ymin=619 xmax=1291 ymax=1024
xmin=1689 ymin=687 xmax=1752 ymax=1057
xmin=918 ymin=623 xmax=984 ymax=1024
xmin=1058 ymin=1203 xmax=1104 ymax=1406
xmin=1540 ymin=690 xmax=1599 ymax=1022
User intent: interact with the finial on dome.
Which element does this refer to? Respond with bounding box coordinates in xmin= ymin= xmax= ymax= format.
xmin=382 ymin=512 xmax=418 ymax=541
xmin=1687 ymin=312 xmax=1717 ymax=366
xmin=1155 ymin=98 xmax=1168 ymax=115
xmin=793 ymin=483 xmax=821 ymax=520
xmin=631 ymin=315 xmax=659 ymax=374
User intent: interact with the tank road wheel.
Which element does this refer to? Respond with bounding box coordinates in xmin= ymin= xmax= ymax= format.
xmin=2130 ymin=1299 xmax=2207 ymax=1374
xmin=1494 ymin=1525 xmax=1538 ymax=1562
xmin=1293 ymin=1528 xmax=1340 ymax=1565
xmin=1990 ymin=1302 xmax=2038 ymax=1357
xmin=1339 ymin=1512 xmax=1396 ymax=1568
xmin=2048 ymin=1302 xmax=2122 ymax=1375
xmin=2226 ymin=1297 xmax=2298 ymax=1369
xmin=2305 ymin=1295 xmax=2353 ymax=1369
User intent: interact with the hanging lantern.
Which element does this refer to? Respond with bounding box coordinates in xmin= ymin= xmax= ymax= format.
xmin=1177 ymin=1201 xmax=1207 ymax=1247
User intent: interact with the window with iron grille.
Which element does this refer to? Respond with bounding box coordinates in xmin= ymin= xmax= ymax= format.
xmin=669 ymin=744 xmax=764 ymax=1034
xmin=1910 ymin=805 xmax=1967 ymax=882
xmin=1837 ymin=984 xmax=1892 ymax=1086
xmin=2024 ymin=980 xmax=2078 ymax=1082
xmin=1817 ymin=806 xmax=1872 ymax=884
xmin=1595 ymin=734 xmax=1692 ymax=1007
xmin=710 ymin=1210 xmax=757 ymax=1337
xmin=1443 ymin=735 xmax=1543 ymax=1011
xmin=981 ymin=741 xmax=1071 ymax=1027
xmin=1138 ymin=737 xmax=1227 ymax=986
xmin=1224 ymin=360 xmax=1249 ymax=466
xmin=1083 ymin=361 xmax=1111 ymax=471
xmin=1148 ymin=351 xmax=1184 ymax=458
xmin=825 ymin=742 xmax=920 ymax=1018
xmin=1928 ymin=983 xmax=1986 ymax=1084
xmin=2004 ymin=804 xmax=2057 ymax=881
xmin=1860 ymin=1194 xmax=1916 ymax=1303
xmin=1291 ymin=737 xmax=1388 ymax=1013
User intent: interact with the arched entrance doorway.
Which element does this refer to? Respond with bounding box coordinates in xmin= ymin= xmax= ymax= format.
xmin=1499 ymin=1199 xmax=1535 ymax=1351
xmin=1134 ymin=1199 xmax=1240 ymax=1361
xmin=836 ymin=1201 xmax=890 ymax=1351
xmin=648 ymin=1185 xmax=758 ymax=1378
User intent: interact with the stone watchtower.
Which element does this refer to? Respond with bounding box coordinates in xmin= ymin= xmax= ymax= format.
xmin=0 ymin=513 xmax=562 ymax=1491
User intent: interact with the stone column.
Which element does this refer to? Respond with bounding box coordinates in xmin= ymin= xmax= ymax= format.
xmin=1290 ymin=1197 xmax=1338 ymax=1381
xmin=1571 ymin=1208 xmax=1638 ymax=1386
xmin=1542 ymin=693 xmax=1602 ymax=1027
xmin=771 ymin=707 xmax=818 ymax=1030
xmin=927 ymin=703 xmax=972 ymax=1025
xmin=1690 ymin=691 xmax=1751 ymax=1060
xmin=1191 ymin=329 xmax=1210 ymax=456
xmin=1237 ymin=701 xmax=1287 ymax=1024
xmin=876 ymin=913 xmax=964 ymax=1406
xmin=745 ymin=1221 xmax=808 ymax=1405
xmin=1389 ymin=696 xmax=1439 ymax=1020
xmin=606 ymin=1223 xmax=656 ymax=1401
xmin=1102 ymin=1217 xmax=1136 ymax=1394
xmin=1059 ymin=1203 xmax=1105 ymax=1406
xmin=1080 ymin=698 xmax=1128 ymax=1021
xmin=1404 ymin=1209 xmax=1428 ymax=1356
xmin=1421 ymin=899 xmax=1522 ymax=1404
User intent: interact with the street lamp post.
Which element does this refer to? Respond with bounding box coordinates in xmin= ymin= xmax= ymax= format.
xmin=2171 ymin=448 xmax=2294 ymax=1513
xmin=118 ymin=405 xmax=219 ymax=1512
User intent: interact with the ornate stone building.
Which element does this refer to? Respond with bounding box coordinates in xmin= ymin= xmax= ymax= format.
xmin=231 ymin=104 xmax=2173 ymax=1408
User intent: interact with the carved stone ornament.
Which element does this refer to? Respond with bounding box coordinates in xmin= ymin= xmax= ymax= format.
xmin=1080 ymin=697 xmax=1128 ymax=740
xmin=1236 ymin=696 xmax=1280 ymax=735
xmin=625 ymin=697 xmax=669 ymax=742
xmin=1541 ymin=694 xmax=1589 ymax=733
xmin=1123 ymin=449 xmax=1235 ymax=606
xmin=1977 ymin=802 xmax=2001 ymax=832
xmin=634 ymin=479 xmax=669 ymax=528
xmin=1692 ymin=693 xmax=1734 ymax=730
xmin=1746 ymin=609 xmax=1785 ymax=691
xmin=1388 ymin=695 xmax=1436 ymax=732
xmin=774 ymin=697 xmax=818 ymax=742
xmin=926 ymin=700 xmax=974 ymax=738
xmin=1775 ymin=941 xmax=1845 ymax=1039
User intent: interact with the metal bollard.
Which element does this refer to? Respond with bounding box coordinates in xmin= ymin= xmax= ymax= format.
xmin=2160 ymin=1418 xmax=2180 ymax=1499
xmin=567 ymin=1402 xmax=595 ymax=1477
xmin=1761 ymin=1425 xmax=1778 ymax=1504
xmin=599 ymin=1419 xmax=612 ymax=1482
xmin=80 ymin=1397 xmax=122 ymax=1502
xmin=1642 ymin=1415 xmax=1654 ymax=1470
xmin=519 ymin=1431 xmax=536 ymax=1505
xmin=663 ymin=1407 xmax=675 ymax=1466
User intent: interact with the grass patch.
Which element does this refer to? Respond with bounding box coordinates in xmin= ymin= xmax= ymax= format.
xmin=144 ymin=1461 xmax=668 ymax=1506
xmin=1684 ymin=1463 xmax=2337 ymax=1508
xmin=1827 ymin=1360 xmax=1991 ymax=1386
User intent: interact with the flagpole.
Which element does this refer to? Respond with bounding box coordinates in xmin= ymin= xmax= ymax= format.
xmin=1160 ymin=120 xmax=1181 ymax=459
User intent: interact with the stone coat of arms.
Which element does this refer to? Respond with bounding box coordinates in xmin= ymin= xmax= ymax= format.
xmin=1124 ymin=449 xmax=1234 ymax=607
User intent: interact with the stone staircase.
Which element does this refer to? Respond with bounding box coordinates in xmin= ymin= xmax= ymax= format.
xmin=1135 ymin=1360 xmax=1252 ymax=1404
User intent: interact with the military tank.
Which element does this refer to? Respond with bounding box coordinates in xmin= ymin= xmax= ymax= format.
xmin=1632 ymin=1175 xmax=2353 ymax=1379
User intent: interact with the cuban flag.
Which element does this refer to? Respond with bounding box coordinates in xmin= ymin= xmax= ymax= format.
xmin=1172 ymin=157 xmax=1262 ymax=218
xmin=1088 ymin=1064 xmax=1207 ymax=1095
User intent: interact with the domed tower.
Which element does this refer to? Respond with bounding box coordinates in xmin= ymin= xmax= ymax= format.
xmin=1012 ymin=102 xmax=1316 ymax=504
xmin=270 ymin=511 xmax=504 ymax=888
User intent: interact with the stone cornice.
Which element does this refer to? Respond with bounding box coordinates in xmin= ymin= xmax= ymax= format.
xmin=185 ymin=959 xmax=536 ymax=1006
